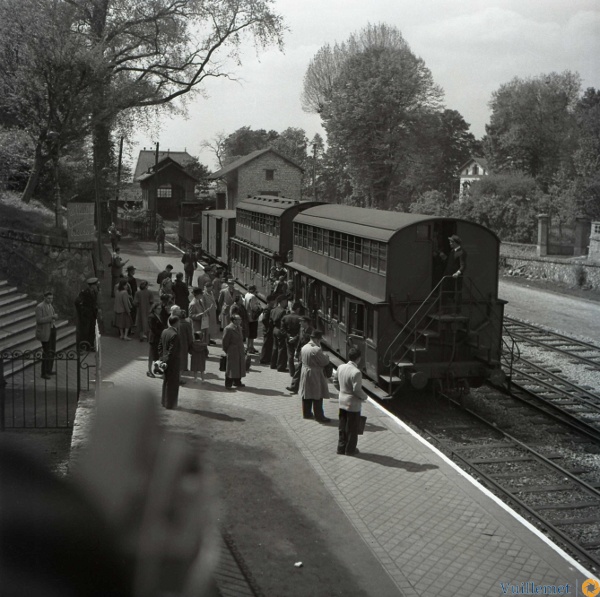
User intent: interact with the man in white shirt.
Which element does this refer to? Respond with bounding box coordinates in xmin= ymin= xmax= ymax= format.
xmin=333 ymin=346 xmax=368 ymax=456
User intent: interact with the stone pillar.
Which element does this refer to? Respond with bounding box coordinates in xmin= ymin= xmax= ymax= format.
xmin=589 ymin=221 xmax=600 ymax=263
xmin=537 ymin=214 xmax=549 ymax=257
xmin=574 ymin=216 xmax=591 ymax=256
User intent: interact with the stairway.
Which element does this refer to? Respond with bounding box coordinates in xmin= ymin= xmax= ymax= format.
xmin=0 ymin=279 xmax=77 ymax=378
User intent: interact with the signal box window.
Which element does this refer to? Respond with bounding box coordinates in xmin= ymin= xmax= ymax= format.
xmin=265 ymin=169 xmax=275 ymax=181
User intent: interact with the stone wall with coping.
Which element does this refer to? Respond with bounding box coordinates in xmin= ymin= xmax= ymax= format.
xmin=500 ymin=241 xmax=600 ymax=290
xmin=0 ymin=227 xmax=96 ymax=317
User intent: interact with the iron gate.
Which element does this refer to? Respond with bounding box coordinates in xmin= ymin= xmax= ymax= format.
xmin=0 ymin=342 xmax=97 ymax=430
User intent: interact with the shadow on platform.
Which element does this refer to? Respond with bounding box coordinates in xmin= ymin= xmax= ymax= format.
xmin=357 ymin=453 xmax=439 ymax=471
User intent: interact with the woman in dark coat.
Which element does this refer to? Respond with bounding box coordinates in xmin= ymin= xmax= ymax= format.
xmin=259 ymin=294 xmax=276 ymax=364
xmin=222 ymin=314 xmax=246 ymax=389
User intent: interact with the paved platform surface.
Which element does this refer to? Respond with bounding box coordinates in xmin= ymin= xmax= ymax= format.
xmin=84 ymin=239 xmax=597 ymax=596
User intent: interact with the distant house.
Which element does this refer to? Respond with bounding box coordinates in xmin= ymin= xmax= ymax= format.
xmin=208 ymin=147 xmax=304 ymax=209
xmin=133 ymin=149 xmax=197 ymax=180
xmin=459 ymin=157 xmax=489 ymax=197
xmin=136 ymin=156 xmax=198 ymax=220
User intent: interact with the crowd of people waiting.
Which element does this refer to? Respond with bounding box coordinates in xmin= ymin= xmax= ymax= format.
xmin=71 ymin=239 xmax=369 ymax=455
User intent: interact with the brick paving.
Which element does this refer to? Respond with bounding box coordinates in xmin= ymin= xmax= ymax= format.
xmin=79 ymin=238 xmax=596 ymax=596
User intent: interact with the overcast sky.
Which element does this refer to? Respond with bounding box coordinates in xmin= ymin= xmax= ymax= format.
xmin=130 ymin=0 xmax=600 ymax=172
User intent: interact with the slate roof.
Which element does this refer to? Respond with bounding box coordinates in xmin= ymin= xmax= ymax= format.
xmin=458 ymin=156 xmax=489 ymax=173
xmin=133 ymin=150 xmax=196 ymax=180
xmin=208 ymin=148 xmax=304 ymax=180
xmin=136 ymin=156 xmax=199 ymax=182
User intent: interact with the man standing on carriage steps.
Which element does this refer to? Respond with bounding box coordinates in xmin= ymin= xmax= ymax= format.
xmin=334 ymin=346 xmax=368 ymax=456
xmin=442 ymin=234 xmax=467 ymax=312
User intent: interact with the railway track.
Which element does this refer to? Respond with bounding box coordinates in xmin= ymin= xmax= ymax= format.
xmin=387 ymin=393 xmax=600 ymax=571
xmin=504 ymin=317 xmax=600 ymax=369
xmin=501 ymin=317 xmax=600 ymax=439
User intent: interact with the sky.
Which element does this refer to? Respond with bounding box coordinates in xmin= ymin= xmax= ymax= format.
xmin=129 ymin=0 xmax=600 ymax=173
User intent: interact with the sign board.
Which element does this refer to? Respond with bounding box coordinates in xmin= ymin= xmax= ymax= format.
xmin=67 ymin=203 xmax=96 ymax=243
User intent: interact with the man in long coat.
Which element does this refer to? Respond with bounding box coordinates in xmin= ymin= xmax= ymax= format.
xmin=147 ymin=294 xmax=171 ymax=377
xmin=298 ymin=330 xmax=331 ymax=422
xmin=158 ymin=315 xmax=181 ymax=409
xmin=222 ymin=314 xmax=246 ymax=389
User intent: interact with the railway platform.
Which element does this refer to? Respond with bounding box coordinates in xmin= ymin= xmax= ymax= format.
xmin=74 ymin=238 xmax=597 ymax=596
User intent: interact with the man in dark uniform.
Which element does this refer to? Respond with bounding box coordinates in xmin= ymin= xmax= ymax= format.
xmin=155 ymin=222 xmax=166 ymax=253
xmin=75 ymin=277 xmax=101 ymax=350
xmin=158 ymin=315 xmax=181 ymax=409
xmin=147 ymin=294 xmax=171 ymax=378
xmin=181 ymin=248 xmax=197 ymax=286
xmin=270 ymin=295 xmax=289 ymax=371
xmin=443 ymin=234 xmax=467 ymax=312
xmin=281 ymin=301 xmax=303 ymax=377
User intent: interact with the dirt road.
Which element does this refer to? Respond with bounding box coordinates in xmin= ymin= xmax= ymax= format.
xmin=499 ymin=279 xmax=600 ymax=344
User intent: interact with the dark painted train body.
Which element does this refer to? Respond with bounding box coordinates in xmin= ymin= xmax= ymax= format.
xmin=197 ymin=197 xmax=506 ymax=394
xmin=229 ymin=196 xmax=321 ymax=297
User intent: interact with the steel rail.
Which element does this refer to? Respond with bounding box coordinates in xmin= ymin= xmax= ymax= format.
xmin=504 ymin=317 xmax=600 ymax=369
xmin=422 ymin=395 xmax=600 ymax=569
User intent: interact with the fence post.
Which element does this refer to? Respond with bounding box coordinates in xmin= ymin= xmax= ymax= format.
xmin=537 ymin=214 xmax=549 ymax=257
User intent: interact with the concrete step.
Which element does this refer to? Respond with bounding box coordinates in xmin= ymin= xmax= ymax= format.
xmin=0 ymin=292 xmax=28 ymax=310
xmin=0 ymin=320 xmax=70 ymax=352
xmin=0 ymin=300 xmax=38 ymax=327
xmin=2 ymin=325 xmax=77 ymax=379
xmin=0 ymin=285 xmax=18 ymax=299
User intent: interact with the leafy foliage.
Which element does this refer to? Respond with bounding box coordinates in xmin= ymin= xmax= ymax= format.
xmin=484 ymin=71 xmax=581 ymax=190
xmin=451 ymin=173 xmax=541 ymax=242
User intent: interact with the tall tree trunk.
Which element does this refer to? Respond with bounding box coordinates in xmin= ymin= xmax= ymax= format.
xmin=21 ymin=141 xmax=46 ymax=204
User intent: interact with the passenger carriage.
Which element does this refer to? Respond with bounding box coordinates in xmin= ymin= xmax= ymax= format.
xmin=287 ymin=205 xmax=506 ymax=395
xmin=229 ymin=196 xmax=321 ymax=298
xmin=200 ymin=209 xmax=236 ymax=266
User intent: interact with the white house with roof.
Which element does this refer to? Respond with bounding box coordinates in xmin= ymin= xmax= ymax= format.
xmin=459 ymin=157 xmax=489 ymax=197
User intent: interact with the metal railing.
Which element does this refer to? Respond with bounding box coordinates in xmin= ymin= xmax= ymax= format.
xmin=0 ymin=340 xmax=96 ymax=430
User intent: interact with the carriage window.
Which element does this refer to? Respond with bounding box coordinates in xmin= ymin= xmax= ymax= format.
xmin=348 ymin=236 xmax=355 ymax=265
xmin=323 ymin=231 xmax=329 ymax=255
xmin=341 ymin=234 xmax=348 ymax=262
xmin=362 ymin=240 xmax=370 ymax=268
xmin=379 ymin=244 xmax=387 ymax=274
xmin=333 ymin=232 xmax=341 ymax=260
xmin=416 ymin=224 xmax=430 ymax=241
xmin=307 ymin=225 xmax=313 ymax=250
xmin=340 ymin=296 xmax=346 ymax=323
xmin=370 ymin=242 xmax=378 ymax=271
xmin=354 ymin=238 xmax=363 ymax=266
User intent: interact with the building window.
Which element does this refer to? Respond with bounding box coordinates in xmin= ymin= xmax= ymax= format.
xmin=265 ymin=169 xmax=275 ymax=181
xmin=157 ymin=186 xmax=172 ymax=198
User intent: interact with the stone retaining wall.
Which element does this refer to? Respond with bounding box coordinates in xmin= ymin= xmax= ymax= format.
xmin=0 ymin=227 xmax=96 ymax=317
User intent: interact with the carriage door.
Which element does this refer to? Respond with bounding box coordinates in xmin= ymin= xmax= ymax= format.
xmin=347 ymin=300 xmax=367 ymax=370
xmin=215 ymin=218 xmax=223 ymax=259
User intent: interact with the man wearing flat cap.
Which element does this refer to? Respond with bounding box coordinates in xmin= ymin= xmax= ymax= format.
xmin=298 ymin=329 xmax=331 ymax=423
xmin=75 ymin=278 xmax=101 ymax=350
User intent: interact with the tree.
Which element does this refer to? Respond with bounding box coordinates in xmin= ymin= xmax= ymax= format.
xmin=409 ymin=190 xmax=451 ymax=216
xmin=484 ymin=71 xmax=581 ymax=190
xmin=572 ymin=88 xmax=600 ymax=218
xmin=452 ymin=173 xmax=541 ymax=242
xmin=0 ymin=0 xmax=99 ymax=206
xmin=320 ymin=25 xmax=443 ymax=209
xmin=69 ymin=0 xmax=284 ymax=202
